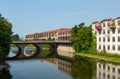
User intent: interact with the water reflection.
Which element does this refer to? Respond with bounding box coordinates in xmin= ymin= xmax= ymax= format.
xmin=6 ymin=54 xmax=120 ymax=79
xmin=44 ymin=57 xmax=71 ymax=75
xmin=58 ymin=58 xmax=71 ymax=74
xmin=71 ymin=56 xmax=96 ymax=79
xmin=9 ymin=47 xmax=19 ymax=57
xmin=0 ymin=62 xmax=12 ymax=79
xmin=96 ymin=61 xmax=120 ymax=79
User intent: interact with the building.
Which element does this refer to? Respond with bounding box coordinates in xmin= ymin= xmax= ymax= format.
xmin=92 ymin=17 xmax=120 ymax=54
xmin=25 ymin=28 xmax=71 ymax=41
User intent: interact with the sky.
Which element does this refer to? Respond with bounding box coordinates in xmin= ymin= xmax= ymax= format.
xmin=0 ymin=0 xmax=120 ymax=38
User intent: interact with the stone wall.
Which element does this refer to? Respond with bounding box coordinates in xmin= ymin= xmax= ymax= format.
xmin=57 ymin=45 xmax=75 ymax=58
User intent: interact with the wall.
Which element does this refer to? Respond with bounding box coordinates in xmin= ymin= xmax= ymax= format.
xmin=57 ymin=45 xmax=75 ymax=58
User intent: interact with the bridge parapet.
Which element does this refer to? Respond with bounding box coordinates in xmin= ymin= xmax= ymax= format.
xmin=12 ymin=40 xmax=72 ymax=44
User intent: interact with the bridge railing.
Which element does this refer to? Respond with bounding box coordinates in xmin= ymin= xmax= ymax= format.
xmin=12 ymin=40 xmax=72 ymax=44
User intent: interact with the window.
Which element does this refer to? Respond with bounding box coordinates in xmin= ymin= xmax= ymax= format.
xmin=108 ymin=66 xmax=110 ymax=71
xmin=112 ymin=29 xmax=115 ymax=34
xmin=112 ymin=67 xmax=115 ymax=73
xmin=103 ymin=23 xmax=105 ymax=27
xmin=103 ymin=45 xmax=105 ymax=50
xmin=103 ymin=64 xmax=106 ymax=69
xmin=118 ymin=68 xmax=120 ymax=74
xmin=108 ymin=37 xmax=110 ymax=42
xmin=107 ymin=22 xmax=110 ymax=26
xmin=98 ymin=31 xmax=101 ymax=35
xmin=108 ymin=45 xmax=110 ymax=50
xmin=118 ymin=28 xmax=120 ymax=33
xmin=103 ymin=30 xmax=105 ymax=34
xmin=118 ymin=45 xmax=120 ymax=51
xmin=103 ymin=73 xmax=105 ymax=78
xmin=99 ymin=45 xmax=101 ymax=49
xmin=112 ymin=75 xmax=115 ymax=79
xmin=118 ymin=20 xmax=120 ymax=25
xmin=112 ymin=37 xmax=115 ymax=42
xmin=118 ymin=36 xmax=120 ymax=42
xmin=108 ymin=29 xmax=110 ymax=34
xmin=103 ymin=37 xmax=105 ymax=42
xmin=99 ymin=37 xmax=101 ymax=42
xmin=107 ymin=74 xmax=110 ymax=79
xmin=99 ymin=64 xmax=101 ymax=69
xmin=112 ymin=45 xmax=115 ymax=50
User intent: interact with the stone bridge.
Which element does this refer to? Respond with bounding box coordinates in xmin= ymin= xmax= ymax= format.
xmin=10 ymin=41 xmax=72 ymax=59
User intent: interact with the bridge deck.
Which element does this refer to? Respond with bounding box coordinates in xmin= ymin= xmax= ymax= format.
xmin=12 ymin=41 xmax=72 ymax=44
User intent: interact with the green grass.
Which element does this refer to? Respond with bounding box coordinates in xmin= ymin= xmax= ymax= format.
xmin=76 ymin=52 xmax=120 ymax=62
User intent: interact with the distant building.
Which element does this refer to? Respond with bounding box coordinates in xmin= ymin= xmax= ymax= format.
xmin=92 ymin=17 xmax=120 ymax=54
xmin=25 ymin=28 xmax=71 ymax=41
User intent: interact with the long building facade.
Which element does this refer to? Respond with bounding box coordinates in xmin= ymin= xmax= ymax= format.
xmin=25 ymin=28 xmax=71 ymax=41
xmin=92 ymin=17 xmax=120 ymax=54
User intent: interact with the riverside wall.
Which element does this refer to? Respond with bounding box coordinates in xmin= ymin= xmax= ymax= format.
xmin=57 ymin=45 xmax=75 ymax=58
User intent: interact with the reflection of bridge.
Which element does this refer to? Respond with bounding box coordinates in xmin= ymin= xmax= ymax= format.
xmin=10 ymin=41 xmax=72 ymax=59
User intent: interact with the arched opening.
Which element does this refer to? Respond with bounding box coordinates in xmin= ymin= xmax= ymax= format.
xmin=41 ymin=44 xmax=51 ymax=56
xmin=24 ymin=44 xmax=36 ymax=57
xmin=9 ymin=44 xmax=19 ymax=57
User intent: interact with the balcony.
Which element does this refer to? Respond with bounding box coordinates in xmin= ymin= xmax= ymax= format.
xmin=95 ymin=26 xmax=102 ymax=31
xmin=109 ymin=24 xmax=116 ymax=29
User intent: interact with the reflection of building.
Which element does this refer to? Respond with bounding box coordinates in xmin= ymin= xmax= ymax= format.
xmin=26 ymin=28 xmax=71 ymax=41
xmin=58 ymin=59 xmax=71 ymax=74
xmin=96 ymin=62 xmax=120 ymax=79
xmin=92 ymin=17 xmax=120 ymax=54
xmin=43 ymin=58 xmax=58 ymax=66
xmin=43 ymin=58 xmax=71 ymax=74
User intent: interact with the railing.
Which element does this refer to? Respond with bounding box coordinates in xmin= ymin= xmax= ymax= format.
xmin=12 ymin=40 xmax=72 ymax=44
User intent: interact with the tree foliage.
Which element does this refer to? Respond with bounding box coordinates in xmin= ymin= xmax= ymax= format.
xmin=0 ymin=14 xmax=12 ymax=59
xmin=11 ymin=33 xmax=20 ymax=41
xmin=71 ymin=22 xmax=95 ymax=52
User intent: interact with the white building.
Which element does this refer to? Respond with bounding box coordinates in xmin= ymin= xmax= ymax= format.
xmin=92 ymin=17 xmax=120 ymax=54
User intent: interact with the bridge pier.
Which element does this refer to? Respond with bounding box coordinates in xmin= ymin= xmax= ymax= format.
xmin=14 ymin=44 xmax=26 ymax=58
xmin=50 ymin=44 xmax=58 ymax=55
xmin=34 ymin=44 xmax=43 ymax=56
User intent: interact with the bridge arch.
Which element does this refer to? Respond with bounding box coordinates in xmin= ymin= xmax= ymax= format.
xmin=10 ymin=44 xmax=42 ymax=58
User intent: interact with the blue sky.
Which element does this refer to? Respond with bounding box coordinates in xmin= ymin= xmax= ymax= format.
xmin=0 ymin=0 xmax=120 ymax=38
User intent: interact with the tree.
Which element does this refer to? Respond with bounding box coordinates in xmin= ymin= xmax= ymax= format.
xmin=71 ymin=23 xmax=93 ymax=52
xmin=11 ymin=33 xmax=20 ymax=41
xmin=0 ymin=14 xmax=12 ymax=60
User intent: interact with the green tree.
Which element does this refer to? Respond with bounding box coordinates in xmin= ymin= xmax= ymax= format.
xmin=71 ymin=25 xmax=79 ymax=43
xmin=71 ymin=23 xmax=94 ymax=52
xmin=0 ymin=14 xmax=12 ymax=60
xmin=11 ymin=33 xmax=20 ymax=41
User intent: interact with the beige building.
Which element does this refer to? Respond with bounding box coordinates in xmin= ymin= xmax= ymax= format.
xmin=26 ymin=28 xmax=71 ymax=41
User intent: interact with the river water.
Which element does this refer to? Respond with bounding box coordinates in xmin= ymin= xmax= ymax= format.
xmin=1 ymin=48 xmax=120 ymax=79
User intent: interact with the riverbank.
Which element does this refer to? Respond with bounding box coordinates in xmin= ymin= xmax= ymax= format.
xmin=76 ymin=53 xmax=120 ymax=63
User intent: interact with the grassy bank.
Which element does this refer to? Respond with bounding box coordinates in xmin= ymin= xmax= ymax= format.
xmin=76 ymin=52 xmax=120 ymax=63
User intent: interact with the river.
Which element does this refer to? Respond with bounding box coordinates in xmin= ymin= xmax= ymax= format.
xmin=1 ymin=47 xmax=120 ymax=79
